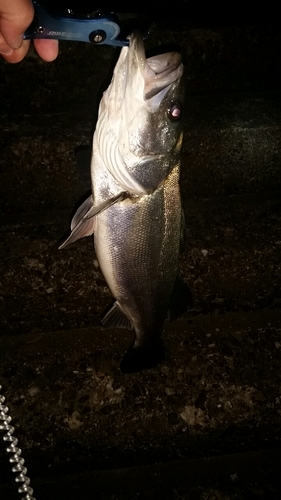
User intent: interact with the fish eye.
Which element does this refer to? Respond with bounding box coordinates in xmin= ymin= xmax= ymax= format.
xmin=167 ymin=102 xmax=182 ymax=122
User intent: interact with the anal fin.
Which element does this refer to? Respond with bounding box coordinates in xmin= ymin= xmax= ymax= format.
xmin=102 ymin=302 xmax=133 ymax=330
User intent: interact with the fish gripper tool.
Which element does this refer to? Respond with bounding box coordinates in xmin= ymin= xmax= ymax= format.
xmin=24 ymin=1 xmax=154 ymax=47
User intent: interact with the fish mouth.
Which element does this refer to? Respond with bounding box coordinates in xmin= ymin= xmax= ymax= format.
xmin=128 ymin=31 xmax=183 ymax=101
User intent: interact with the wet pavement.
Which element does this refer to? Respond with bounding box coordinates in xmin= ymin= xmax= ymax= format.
xmin=1 ymin=17 xmax=281 ymax=500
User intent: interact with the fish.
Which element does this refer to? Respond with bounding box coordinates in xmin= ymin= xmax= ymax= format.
xmin=59 ymin=31 xmax=192 ymax=373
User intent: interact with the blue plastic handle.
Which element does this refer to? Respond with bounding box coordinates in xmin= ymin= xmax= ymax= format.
xmin=24 ymin=1 xmax=129 ymax=47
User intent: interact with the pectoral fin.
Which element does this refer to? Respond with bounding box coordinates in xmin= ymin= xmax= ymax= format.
xmin=59 ymin=195 xmax=95 ymax=249
xmin=59 ymin=191 xmax=128 ymax=249
xmin=71 ymin=194 xmax=93 ymax=230
xmin=84 ymin=191 xmax=128 ymax=220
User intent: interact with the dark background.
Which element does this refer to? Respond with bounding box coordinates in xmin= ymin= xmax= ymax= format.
xmin=1 ymin=2 xmax=281 ymax=499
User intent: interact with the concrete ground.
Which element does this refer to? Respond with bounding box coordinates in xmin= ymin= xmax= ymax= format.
xmin=1 ymin=12 xmax=281 ymax=500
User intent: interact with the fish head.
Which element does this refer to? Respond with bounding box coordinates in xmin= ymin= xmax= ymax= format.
xmin=95 ymin=31 xmax=184 ymax=195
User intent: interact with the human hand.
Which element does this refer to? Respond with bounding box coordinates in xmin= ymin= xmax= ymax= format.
xmin=0 ymin=0 xmax=58 ymax=63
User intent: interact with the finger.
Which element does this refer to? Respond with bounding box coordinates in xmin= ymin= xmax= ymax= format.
xmin=34 ymin=39 xmax=59 ymax=62
xmin=0 ymin=31 xmax=12 ymax=55
xmin=0 ymin=39 xmax=30 ymax=63
xmin=0 ymin=0 xmax=34 ymax=49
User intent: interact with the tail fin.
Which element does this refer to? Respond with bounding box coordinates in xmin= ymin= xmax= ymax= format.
xmin=120 ymin=339 xmax=165 ymax=373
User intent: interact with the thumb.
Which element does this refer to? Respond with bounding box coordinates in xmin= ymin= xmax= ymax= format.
xmin=0 ymin=0 xmax=34 ymax=49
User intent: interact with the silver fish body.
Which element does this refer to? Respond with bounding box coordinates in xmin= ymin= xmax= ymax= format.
xmin=60 ymin=31 xmax=191 ymax=372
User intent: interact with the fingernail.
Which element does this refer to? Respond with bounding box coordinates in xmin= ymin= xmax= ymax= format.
xmin=0 ymin=49 xmax=13 ymax=56
xmin=11 ymin=36 xmax=23 ymax=50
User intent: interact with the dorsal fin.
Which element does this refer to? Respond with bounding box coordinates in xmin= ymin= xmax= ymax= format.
xmin=168 ymin=273 xmax=193 ymax=321
xmin=180 ymin=208 xmax=188 ymax=253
